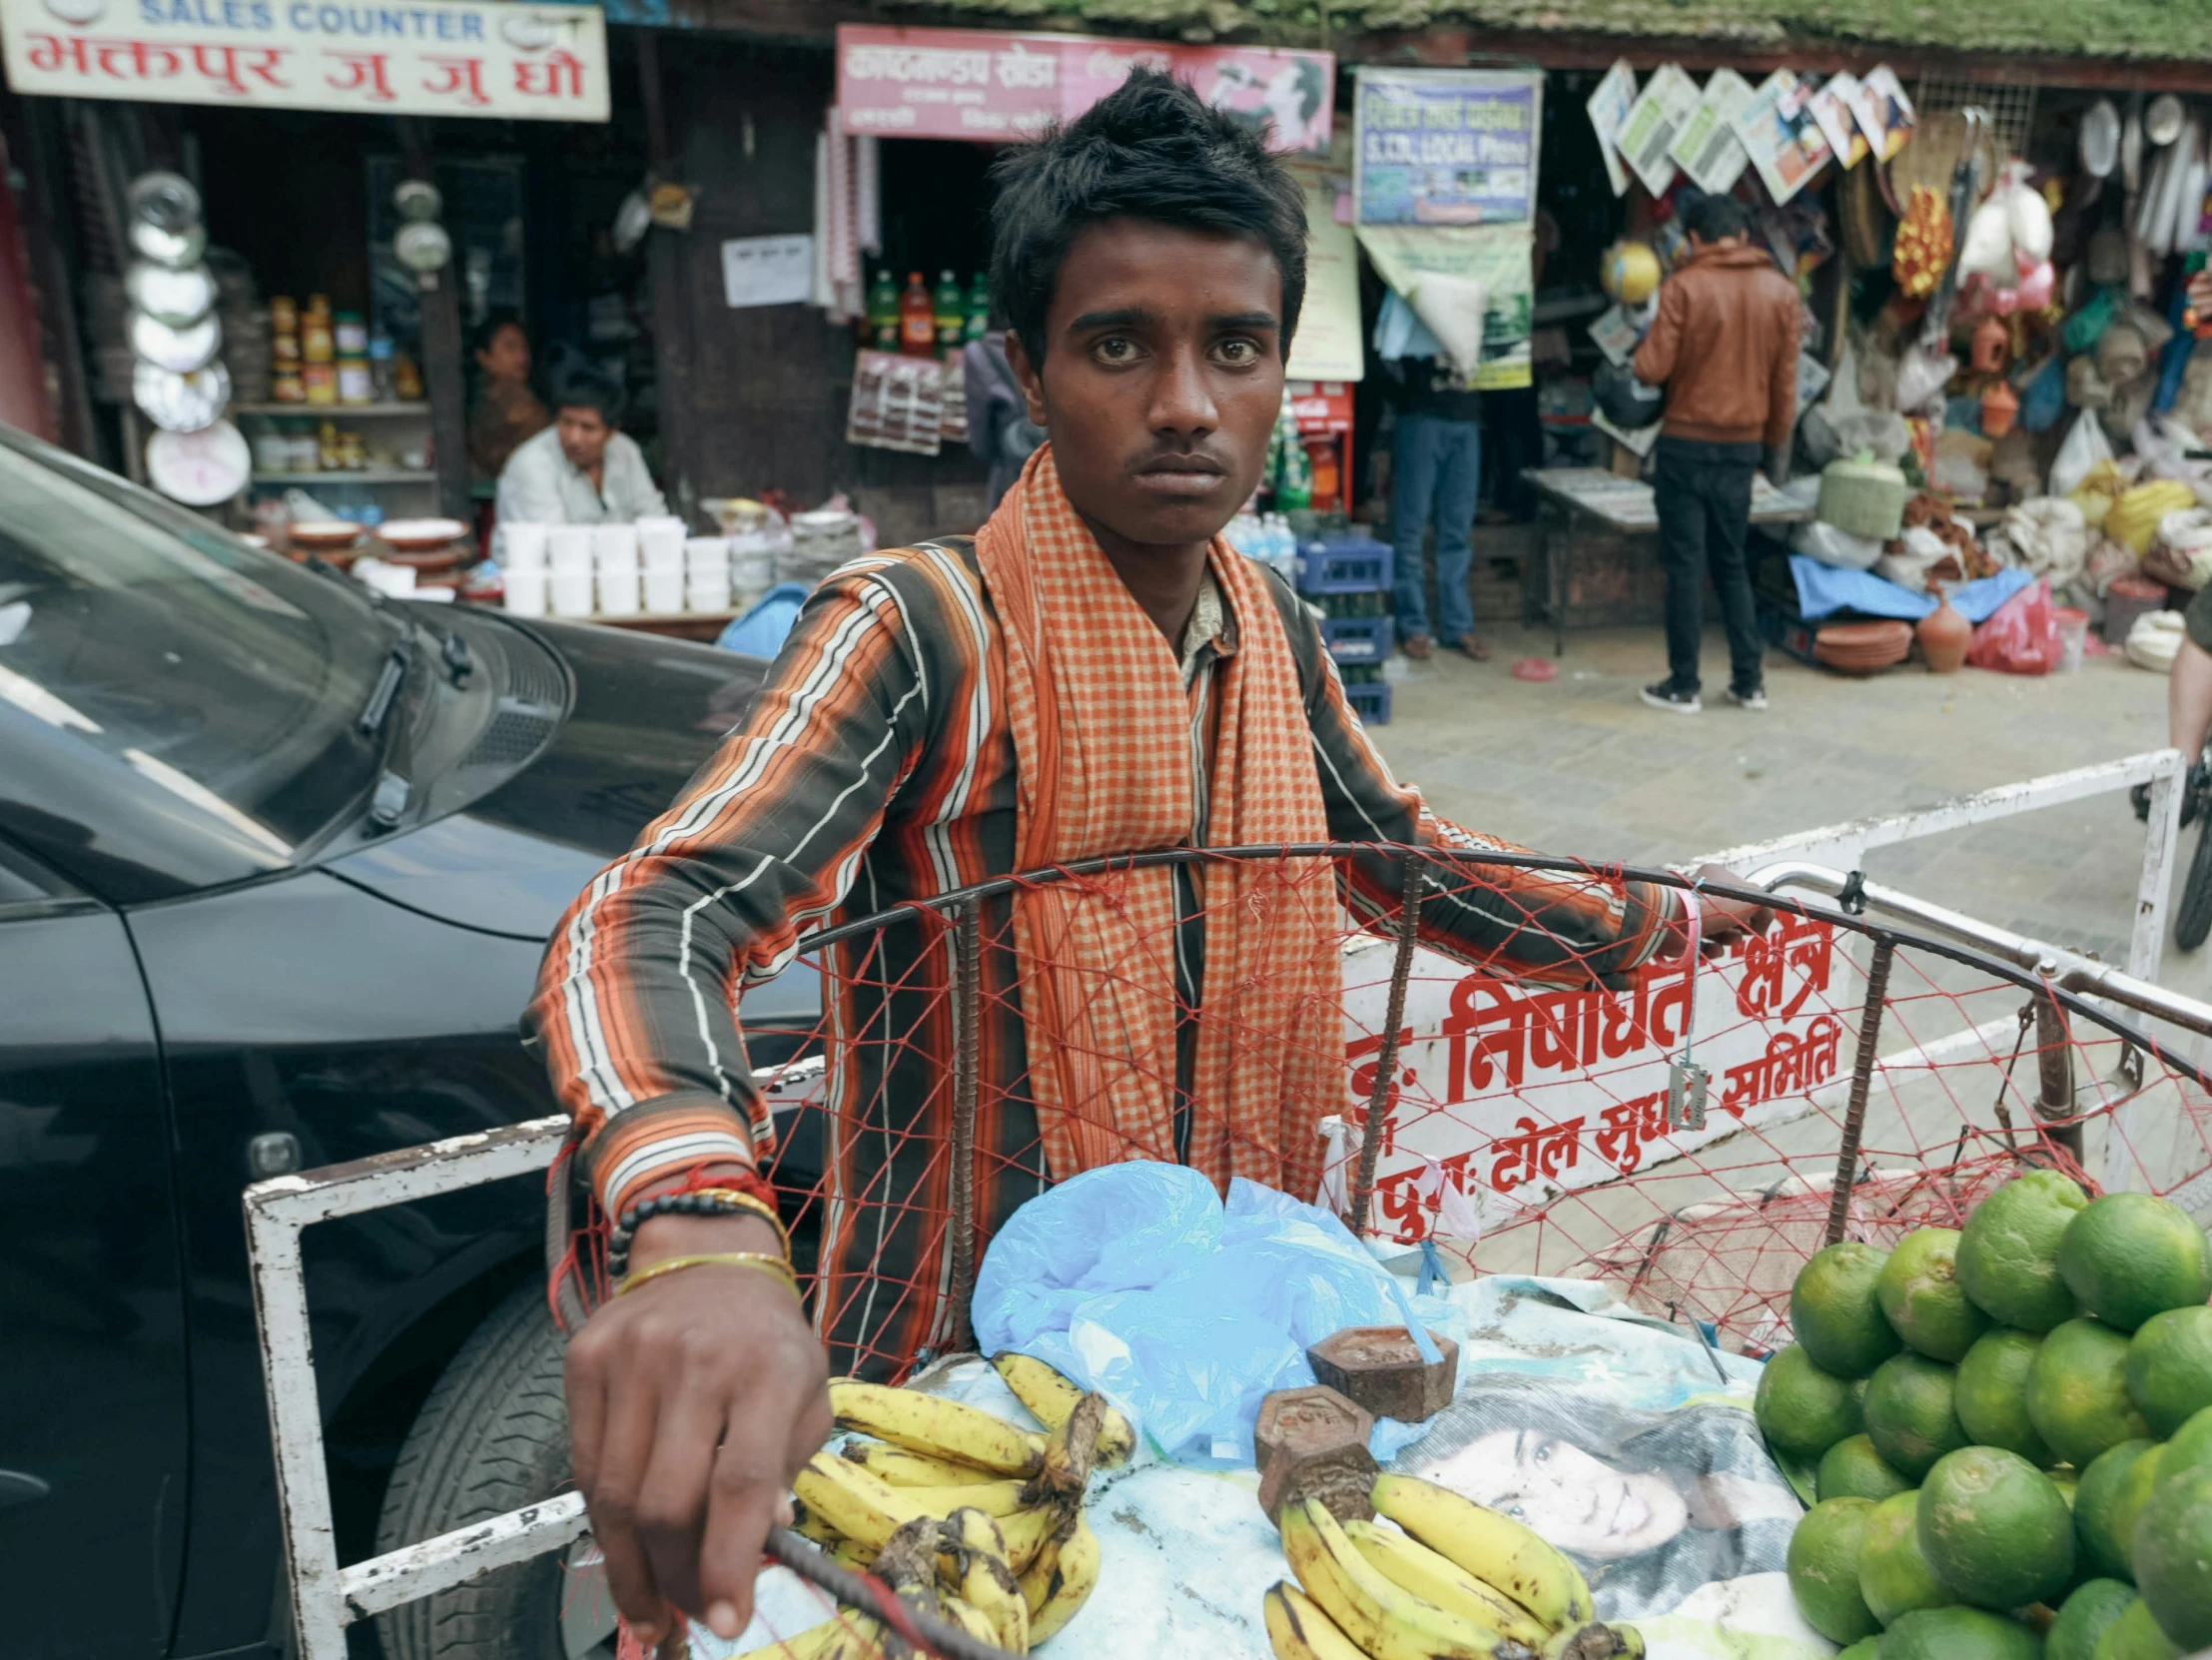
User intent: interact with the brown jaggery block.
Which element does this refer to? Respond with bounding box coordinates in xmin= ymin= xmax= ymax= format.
xmin=1306 ymin=1325 xmax=1461 ymax=1422
xmin=1255 ymin=1384 xmax=1377 ymax=1524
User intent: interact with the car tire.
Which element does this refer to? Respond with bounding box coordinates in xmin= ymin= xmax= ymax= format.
xmin=374 ymin=1279 xmax=614 ymax=1660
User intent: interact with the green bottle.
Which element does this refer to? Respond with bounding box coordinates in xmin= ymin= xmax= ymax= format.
xmin=866 ymin=270 xmax=900 ymax=352
xmin=964 ymin=272 xmax=991 ymax=343
xmin=1275 ymin=405 xmax=1313 ymax=511
xmin=933 ymin=269 xmax=965 ymax=357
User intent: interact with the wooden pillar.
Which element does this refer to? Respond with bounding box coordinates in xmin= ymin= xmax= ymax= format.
xmin=638 ymin=31 xmax=699 ymax=521
xmin=394 ymin=117 xmax=471 ymax=522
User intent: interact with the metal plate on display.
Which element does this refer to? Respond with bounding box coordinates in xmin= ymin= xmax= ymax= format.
xmin=130 ymin=308 xmax=220 ymax=373
xmin=125 ymin=261 xmax=217 ymax=327
xmin=146 ymin=420 xmax=250 ymax=505
xmin=128 ymin=220 xmax=207 ymax=270
xmin=133 ymin=360 xmax=231 ymax=432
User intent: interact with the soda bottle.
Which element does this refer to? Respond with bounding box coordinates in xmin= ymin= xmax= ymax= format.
xmin=900 ymin=272 xmax=935 ymax=357
xmin=1276 ymin=413 xmax=1313 ymax=511
xmin=867 ymin=270 xmax=900 ymax=352
xmin=964 ymin=272 xmax=991 ymax=343
xmin=933 ymin=270 xmax=965 ymax=358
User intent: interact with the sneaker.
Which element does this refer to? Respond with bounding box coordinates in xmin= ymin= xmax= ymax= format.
xmin=1640 ymin=681 xmax=1702 ymax=714
xmin=1725 ymin=684 xmax=1770 ymax=711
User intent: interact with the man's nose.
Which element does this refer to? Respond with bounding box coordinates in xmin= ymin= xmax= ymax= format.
xmin=1147 ymin=344 xmax=1219 ymax=435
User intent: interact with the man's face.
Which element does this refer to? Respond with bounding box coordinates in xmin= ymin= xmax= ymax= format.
xmin=1007 ymin=218 xmax=1284 ymax=552
xmin=557 ymin=407 xmax=612 ymax=472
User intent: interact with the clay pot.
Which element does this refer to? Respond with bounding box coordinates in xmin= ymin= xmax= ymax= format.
xmin=1971 ymin=315 xmax=2009 ymax=374
xmin=1919 ymin=586 xmax=1972 ymax=673
xmin=1981 ymin=380 xmax=2019 ymax=438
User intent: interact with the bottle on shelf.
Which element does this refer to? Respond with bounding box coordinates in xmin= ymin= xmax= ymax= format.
xmin=368 ymin=330 xmax=396 ymax=403
xmin=1274 ymin=403 xmax=1312 ymax=512
xmin=964 ymin=272 xmax=991 ymax=344
xmin=866 ymin=269 xmax=900 ymax=352
xmin=933 ymin=270 xmax=965 ymax=358
xmin=899 ymin=272 xmax=935 ymax=357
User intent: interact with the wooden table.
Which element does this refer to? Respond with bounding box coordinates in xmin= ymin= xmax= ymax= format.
xmin=1522 ymin=466 xmax=1818 ymax=654
xmin=588 ymin=609 xmax=740 ymax=644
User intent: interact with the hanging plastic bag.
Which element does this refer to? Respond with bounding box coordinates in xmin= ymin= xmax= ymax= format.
xmin=2019 ymin=354 xmax=2067 ymax=432
xmin=1966 ymin=577 xmax=2062 ymax=674
xmin=1896 ymin=344 xmax=1958 ymax=414
xmin=2051 ymin=410 xmax=2117 ymax=497
xmin=2005 ymin=163 xmax=2056 ymax=262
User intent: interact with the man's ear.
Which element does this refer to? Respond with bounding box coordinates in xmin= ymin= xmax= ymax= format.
xmin=1004 ymin=332 xmax=1051 ymax=430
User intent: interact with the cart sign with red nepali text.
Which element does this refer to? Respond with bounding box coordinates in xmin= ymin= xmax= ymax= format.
xmin=836 ymin=23 xmax=1333 ymax=154
xmin=0 ymin=0 xmax=607 ymax=120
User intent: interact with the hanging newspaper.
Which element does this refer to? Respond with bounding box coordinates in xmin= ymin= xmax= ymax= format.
xmin=1851 ymin=67 xmax=1917 ymax=164
xmin=1585 ymin=60 xmax=1639 ymax=198
xmin=1732 ymin=70 xmax=1833 ymax=205
xmin=1613 ymin=64 xmax=1699 ymax=199
xmin=1669 ymin=69 xmax=1754 ymax=196
xmin=1809 ymin=72 xmax=1869 ymax=170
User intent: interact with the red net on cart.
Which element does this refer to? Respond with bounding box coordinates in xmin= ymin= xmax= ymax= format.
xmin=559 ymin=846 xmax=2212 ymax=1376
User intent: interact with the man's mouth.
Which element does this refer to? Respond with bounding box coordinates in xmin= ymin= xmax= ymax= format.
xmin=1132 ymin=454 xmax=1229 ymax=495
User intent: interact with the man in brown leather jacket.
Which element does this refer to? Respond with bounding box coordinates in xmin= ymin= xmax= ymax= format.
xmin=1631 ymin=194 xmax=1800 ymax=714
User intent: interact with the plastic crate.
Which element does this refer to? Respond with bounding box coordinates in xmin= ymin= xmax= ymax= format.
xmin=1319 ymin=614 xmax=1395 ymax=664
xmin=1296 ymin=534 xmax=1393 ymax=597
xmin=1341 ymin=679 xmax=1393 ymax=725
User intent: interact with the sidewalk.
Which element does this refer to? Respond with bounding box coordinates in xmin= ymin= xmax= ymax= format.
xmin=1370 ymin=621 xmax=2183 ymax=976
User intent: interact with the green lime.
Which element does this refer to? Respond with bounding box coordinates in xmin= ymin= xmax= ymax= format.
xmin=2029 ymin=1318 xmax=2154 ymax=1468
xmin=1755 ymin=1343 xmax=1864 ymax=1460
xmin=2094 ymin=1596 xmax=2182 ymax=1660
xmin=1957 ymin=1327 xmax=2058 ymax=1466
xmin=1959 ymin=1171 xmax=2089 ymax=1331
xmin=2059 ymin=1193 xmax=2212 ymax=1332
xmin=2136 ymin=1464 xmax=2212 ymax=1650
xmin=2164 ymin=1403 xmax=2212 ymax=1478
xmin=1787 ymin=1495 xmax=1880 ymax=1644
xmin=2074 ymin=1440 xmax=2164 ymax=1584
xmin=1794 ymin=1241 xmax=1904 ymax=1378
xmin=1864 ymin=1352 xmax=1968 ymax=1480
xmin=1820 ymin=1433 xmax=1914 ymax=1504
xmin=2128 ymin=1305 xmax=2212 ymax=1436
xmin=1878 ymin=1605 xmax=2041 ymax=1660
xmin=1917 ymin=1445 xmax=2075 ymax=1610
xmin=2050 ymin=1579 xmax=2138 ymax=1660
xmin=1880 ymin=1228 xmax=1993 ymax=1362
xmin=1859 ymin=1488 xmax=1952 ymax=1626
xmin=1835 ymin=1642 xmax=1880 ymax=1660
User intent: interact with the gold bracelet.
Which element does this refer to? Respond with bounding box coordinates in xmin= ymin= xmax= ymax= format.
xmin=615 ymin=1250 xmax=800 ymax=1300
xmin=687 ymin=1187 xmax=792 ymax=1256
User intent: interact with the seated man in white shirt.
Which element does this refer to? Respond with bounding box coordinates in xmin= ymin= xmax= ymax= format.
xmin=494 ymin=365 xmax=668 ymax=525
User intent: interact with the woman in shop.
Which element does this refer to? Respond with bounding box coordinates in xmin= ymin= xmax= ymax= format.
xmin=466 ymin=312 xmax=550 ymax=480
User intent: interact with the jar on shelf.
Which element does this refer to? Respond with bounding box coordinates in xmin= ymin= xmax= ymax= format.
xmin=303 ymin=362 xmax=338 ymax=406
xmin=301 ymin=296 xmax=335 ymax=365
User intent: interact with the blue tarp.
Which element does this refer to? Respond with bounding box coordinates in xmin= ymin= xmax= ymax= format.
xmin=1789 ymin=554 xmax=2032 ymax=624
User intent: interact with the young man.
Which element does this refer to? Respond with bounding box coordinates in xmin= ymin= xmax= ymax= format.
xmin=494 ymin=363 xmax=667 ymax=525
xmin=1387 ymin=351 xmax=1488 ymax=661
xmin=530 ymin=72 xmax=1769 ymax=1648
xmin=1631 ymin=195 xmax=1800 ymax=715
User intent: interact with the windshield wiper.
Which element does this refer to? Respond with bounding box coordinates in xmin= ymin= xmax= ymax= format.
xmin=356 ymin=641 xmax=412 ymax=737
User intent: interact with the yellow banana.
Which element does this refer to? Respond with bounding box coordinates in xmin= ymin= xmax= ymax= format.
xmin=1032 ymin=1392 xmax=1105 ymax=1501
xmin=843 ymin=1440 xmax=1003 ymax=1488
xmin=1345 ymin=1519 xmax=1555 ymax=1648
xmin=1540 ymin=1623 xmax=1641 ymax=1660
xmin=933 ymin=1593 xmax=1004 ymax=1648
xmin=829 ymin=1381 xmax=1045 ymax=1478
xmin=1263 ymin=1580 xmax=1374 ymax=1660
xmin=791 ymin=1503 xmax=843 ymax=1547
xmin=944 ymin=1506 xmax=1032 ymax=1654
xmin=1020 ymin=1513 xmax=1101 ymax=1644
xmin=1280 ymin=1497 xmax=1530 ymax=1660
xmin=793 ymin=1451 xmax=932 ymax=1550
xmin=1372 ymin=1473 xmax=1595 ymax=1633
xmin=826 ymin=1537 xmax=877 ymax=1573
xmin=992 ymin=1353 xmax=1135 ymax=1467
xmin=990 ymin=1501 xmax=1059 ymax=1574
xmin=734 ymin=1611 xmax=888 ymax=1660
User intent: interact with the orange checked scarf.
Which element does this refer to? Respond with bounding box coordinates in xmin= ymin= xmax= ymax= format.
xmin=974 ymin=443 xmax=1340 ymax=1202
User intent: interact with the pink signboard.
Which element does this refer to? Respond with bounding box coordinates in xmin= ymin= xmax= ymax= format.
xmin=835 ymin=24 xmax=1333 ymax=154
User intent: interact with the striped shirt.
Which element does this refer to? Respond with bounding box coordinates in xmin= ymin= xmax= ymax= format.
xmin=528 ymin=538 xmax=1678 ymax=1362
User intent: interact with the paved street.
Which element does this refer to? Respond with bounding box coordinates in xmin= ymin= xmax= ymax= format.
xmin=1373 ymin=620 xmax=2191 ymax=984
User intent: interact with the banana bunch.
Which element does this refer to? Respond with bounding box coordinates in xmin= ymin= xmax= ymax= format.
xmin=1262 ymin=1475 xmax=1646 ymax=1660
xmin=752 ymin=1359 xmax=1125 ymax=1655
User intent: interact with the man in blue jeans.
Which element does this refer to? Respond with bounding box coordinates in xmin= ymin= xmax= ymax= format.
xmin=1388 ymin=356 xmax=1488 ymax=661
xmin=1630 ymin=194 xmax=1799 ymax=713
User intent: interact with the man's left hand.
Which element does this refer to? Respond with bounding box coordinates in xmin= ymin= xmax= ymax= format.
xmin=1680 ymin=861 xmax=1774 ymax=957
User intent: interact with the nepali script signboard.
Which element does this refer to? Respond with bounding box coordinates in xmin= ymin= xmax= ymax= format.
xmin=835 ymin=23 xmax=1333 ymax=155
xmin=1342 ymin=911 xmax=1850 ymax=1244
xmin=0 ymin=0 xmax=608 ymax=120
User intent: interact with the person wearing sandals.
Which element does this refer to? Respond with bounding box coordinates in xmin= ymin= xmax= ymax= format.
xmin=1385 ymin=352 xmax=1489 ymax=662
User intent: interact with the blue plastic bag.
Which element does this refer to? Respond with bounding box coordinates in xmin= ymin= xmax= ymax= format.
xmin=971 ymin=1164 xmax=1460 ymax=1466
xmin=714 ymin=581 xmax=813 ymax=659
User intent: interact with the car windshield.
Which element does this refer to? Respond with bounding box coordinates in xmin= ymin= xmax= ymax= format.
xmin=0 ymin=426 xmax=393 ymax=857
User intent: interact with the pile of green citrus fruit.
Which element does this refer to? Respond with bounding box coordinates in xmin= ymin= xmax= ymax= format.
xmin=1754 ymin=1172 xmax=2212 ymax=1660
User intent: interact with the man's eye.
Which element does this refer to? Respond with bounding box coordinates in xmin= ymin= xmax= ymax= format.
xmin=1095 ymin=337 xmax=1137 ymax=364
xmin=1217 ymin=339 xmax=1258 ymax=364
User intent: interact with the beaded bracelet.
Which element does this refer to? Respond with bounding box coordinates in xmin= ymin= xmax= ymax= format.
xmin=607 ymin=1186 xmax=790 ymax=1281
xmin=614 ymin=1250 xmax=799 ymax=1301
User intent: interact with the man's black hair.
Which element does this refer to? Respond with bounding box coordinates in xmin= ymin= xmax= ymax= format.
xmin=1683 ymin=193 xmax=1753 ymax=245
xmin=471 ymin=309 xmax=527 ymax=358
xmin=551 ymin=363 xmax=623 ymax=424
xmin=988 ymin=67 xmax=1308 ymax=369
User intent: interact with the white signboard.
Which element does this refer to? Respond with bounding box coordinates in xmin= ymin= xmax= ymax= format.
xmin=0 ymin=0 xmax=608 ymax=120
xmin=1341 ymin=911 xmax=1852 ymax=1244
xmin=722 ymin=234 xmax=816 ymax=310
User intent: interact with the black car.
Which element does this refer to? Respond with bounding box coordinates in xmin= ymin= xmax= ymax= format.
xmin=0 ymin=423 xmax=817 ymax=1660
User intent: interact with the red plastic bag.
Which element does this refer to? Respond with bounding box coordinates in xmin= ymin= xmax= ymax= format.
xmin=1965 ymin=578 xmax=2061 ymax=675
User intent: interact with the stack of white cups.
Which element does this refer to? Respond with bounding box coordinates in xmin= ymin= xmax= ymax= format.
xmin=502 ymin=523 xmax=549 ymax=617
xmin=594 ymin=522 xmax=640 ymax=617
xmin=548 ymin=525 xmax=595 ymax=617
xmin=686 ymin=536 xmax=732 ymax=611
xmin=638 ymin=516 xmax=687 ymax=614
xmin=728 ymin=530 xmax=775 ymax=608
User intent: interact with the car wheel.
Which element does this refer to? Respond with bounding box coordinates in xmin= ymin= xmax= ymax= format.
xmin=374 ymin=1279 xmax=616 ymax=1660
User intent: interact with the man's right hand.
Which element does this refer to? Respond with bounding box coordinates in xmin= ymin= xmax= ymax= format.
xmin=564 ymin=1208 xmax=831 ymax=1647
